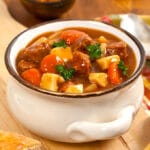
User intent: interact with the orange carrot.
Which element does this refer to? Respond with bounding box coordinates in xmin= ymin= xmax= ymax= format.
xmin=108 ymin=62 xmax=122 ymax=85
xmin=60 ymin=30 xmax=91 ymax=45
xmin=21 ymin=68 xmax=41 ymax=86
xmin=40 ymin=54 xmax=64 ymax=73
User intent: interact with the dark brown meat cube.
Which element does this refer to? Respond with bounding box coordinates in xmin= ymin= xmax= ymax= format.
xmin=59 ymin=81 xmax=74 ymax=92
xmin=17 ymin=42 xmax=50 ymax=64
xmin=72 ymin=51 xmax=91 ymax=76
xmin=71 ymin=36 xmax=94 ymax=53
xmin=106 ymin=41 xmax=128 ymax=58
xmin=17 ymin=60 xmax=37 ymax=73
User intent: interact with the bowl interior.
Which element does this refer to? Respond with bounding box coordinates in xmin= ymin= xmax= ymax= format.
xmin=5 ymin=20 xmax=145 ymax=97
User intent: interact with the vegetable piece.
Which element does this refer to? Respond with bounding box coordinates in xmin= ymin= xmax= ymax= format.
xmin=100 ymin=43 xmax=107 ymax=51
xmin=65 ymin=84 xmax=83 ymax=94
xmin=50 ymin=47 xmax=73 ymax=61
xmin=56 ymin=65 xmax=75 ymax=80
xmin=108 ymin=62 xmax=122 ymax=84
xmin=89 ymin=73 xmax=108 ymax=87
xmin=100 ymin=43 xmax=107 ymax=56
xmin=40 ymin=73 xmax=65 ymax=91
xmin=86 ymin=43 xmax=101 ymax=60
xmin=21 ymin=68 xmax=41 ymax=86
xmin=52 ymin=40 xmax=67 ymax=48
xmin=98 ymin=36 xmax=108 ymax=43
xmin=31 ymin=37 xmax=48 ymax=46
xmin=40 ymin=54 xmax=64 ymax=73
xmin=84 ymin=83 xmax=98 ymax=92
xmin=96 ymin=55 xmax=120 ymax=70
xmin=60 ymin=30 xmax=90 ymax=45
xmin=118 ymin=60 xmax=128 ymax=76
xmin=59 ymin=81 xmax=74 ymax=92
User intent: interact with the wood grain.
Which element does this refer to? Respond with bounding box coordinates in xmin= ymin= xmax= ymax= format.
xmin=0 ymin=0 xmax=150 ymax=149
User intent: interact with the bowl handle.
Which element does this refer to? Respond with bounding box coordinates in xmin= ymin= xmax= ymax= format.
xmin=66 ymin=106 xmax=135 ymax=142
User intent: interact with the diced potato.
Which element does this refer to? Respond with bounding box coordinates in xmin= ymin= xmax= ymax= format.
xmin=96 ymin=55 xmax=120 ymax=70
xmin=100 ymin=43 xmax=107 ymax=54
xmin=40 ymin=73 xmax=65 ymax=92
xmin=65 ymin=84 xmax=83 ymax=94
xmin=98 ymin=36 xmax=108 ymax=43
xmin=89 ymin=73 xmax=108 ymax=87
xmin=50 ymin=47 xmax=73 ymax=61
xmin=84 ymin=83 xmax=98 ymax=92
xmin=32 ymin=37 xmax=48 ymax=46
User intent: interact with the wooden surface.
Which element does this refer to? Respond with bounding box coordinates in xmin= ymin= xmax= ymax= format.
xmin=4 ymin=0 xmax=150 ymax=27
xmin=1 ymin=0 xmax=150 ymax=149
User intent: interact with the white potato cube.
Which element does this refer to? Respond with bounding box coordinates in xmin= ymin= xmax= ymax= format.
xmin=96 ymin=55 xmax=120 ymax=70
xmin=89 ymin=73 xmax=108 ymax=87
xmin=50 ymin=47 xmax=73 ymax=61
xmin=65 ymin=84 xmax=83 ymax=94
xmin=40 ymin=73 xmax=64 ymax=92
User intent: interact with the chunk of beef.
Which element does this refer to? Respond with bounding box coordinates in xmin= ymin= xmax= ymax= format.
xmin=71 ymin=36 xmax=94 ymax=53
xmin=72 ymin=51 xmax=91 ymax=76
xmin=17 ymin=60 xmax=37 ymax=73
xmin=17 ymin=42 xmax=50 ymax=64
xmin=106 ymin=41 xmax=128 ymax=58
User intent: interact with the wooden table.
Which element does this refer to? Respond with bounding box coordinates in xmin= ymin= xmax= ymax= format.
xmin=4 ymin=0 xmax=150 ymax=27
xmin=1 ymin=0 xmax=150 ymax=149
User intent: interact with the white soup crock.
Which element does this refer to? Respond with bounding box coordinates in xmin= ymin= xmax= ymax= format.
xmin=5 ymin=20 xmax=145 ymax=143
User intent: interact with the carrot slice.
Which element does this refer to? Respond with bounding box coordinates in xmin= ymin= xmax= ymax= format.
xmin=40 ymin=54 xmax=64 ymax=73
xmin=21 ymin=68 xmax=41 ymax=86
xmin=108 ymin=62 xmax=122 ymax=85
xmin=60 ymin=30 xmax=91 ymax=45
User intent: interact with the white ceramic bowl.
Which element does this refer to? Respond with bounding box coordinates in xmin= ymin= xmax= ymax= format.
xmin=5 ymin=20 xmax=145 ymax=143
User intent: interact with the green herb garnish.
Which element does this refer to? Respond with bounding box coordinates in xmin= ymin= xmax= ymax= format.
xmin=52 ymin=40 xmax=67 ymax=48
xmin=118 ymin=60 xmax=128 ymax=76
xmin=56 ymin=65 xmax=75 ymax=80
xmin=86 ymin=43 xmax=101 ymax=60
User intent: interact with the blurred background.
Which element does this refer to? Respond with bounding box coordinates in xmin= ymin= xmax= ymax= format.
xmin=5 ymin=0 xmax=150 ymax=27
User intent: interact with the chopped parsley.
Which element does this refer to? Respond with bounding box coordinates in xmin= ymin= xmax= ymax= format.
xmin=118 ymin=60 xmax=128 ymax=76
xmin=86 ymin=43 xmax=101 ymax=60
xmin=56 ymin=65 xmax=75 ymax=80
xmin=52 ymin=40 xmax=67 ymax=48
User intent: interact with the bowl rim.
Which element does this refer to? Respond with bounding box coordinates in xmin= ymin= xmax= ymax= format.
xmin=5 ymin=20 xmax=145 ymax=98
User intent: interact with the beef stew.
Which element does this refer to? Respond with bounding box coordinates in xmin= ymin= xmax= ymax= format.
xmin=16 ymin=28 xmax=136 ymax=94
